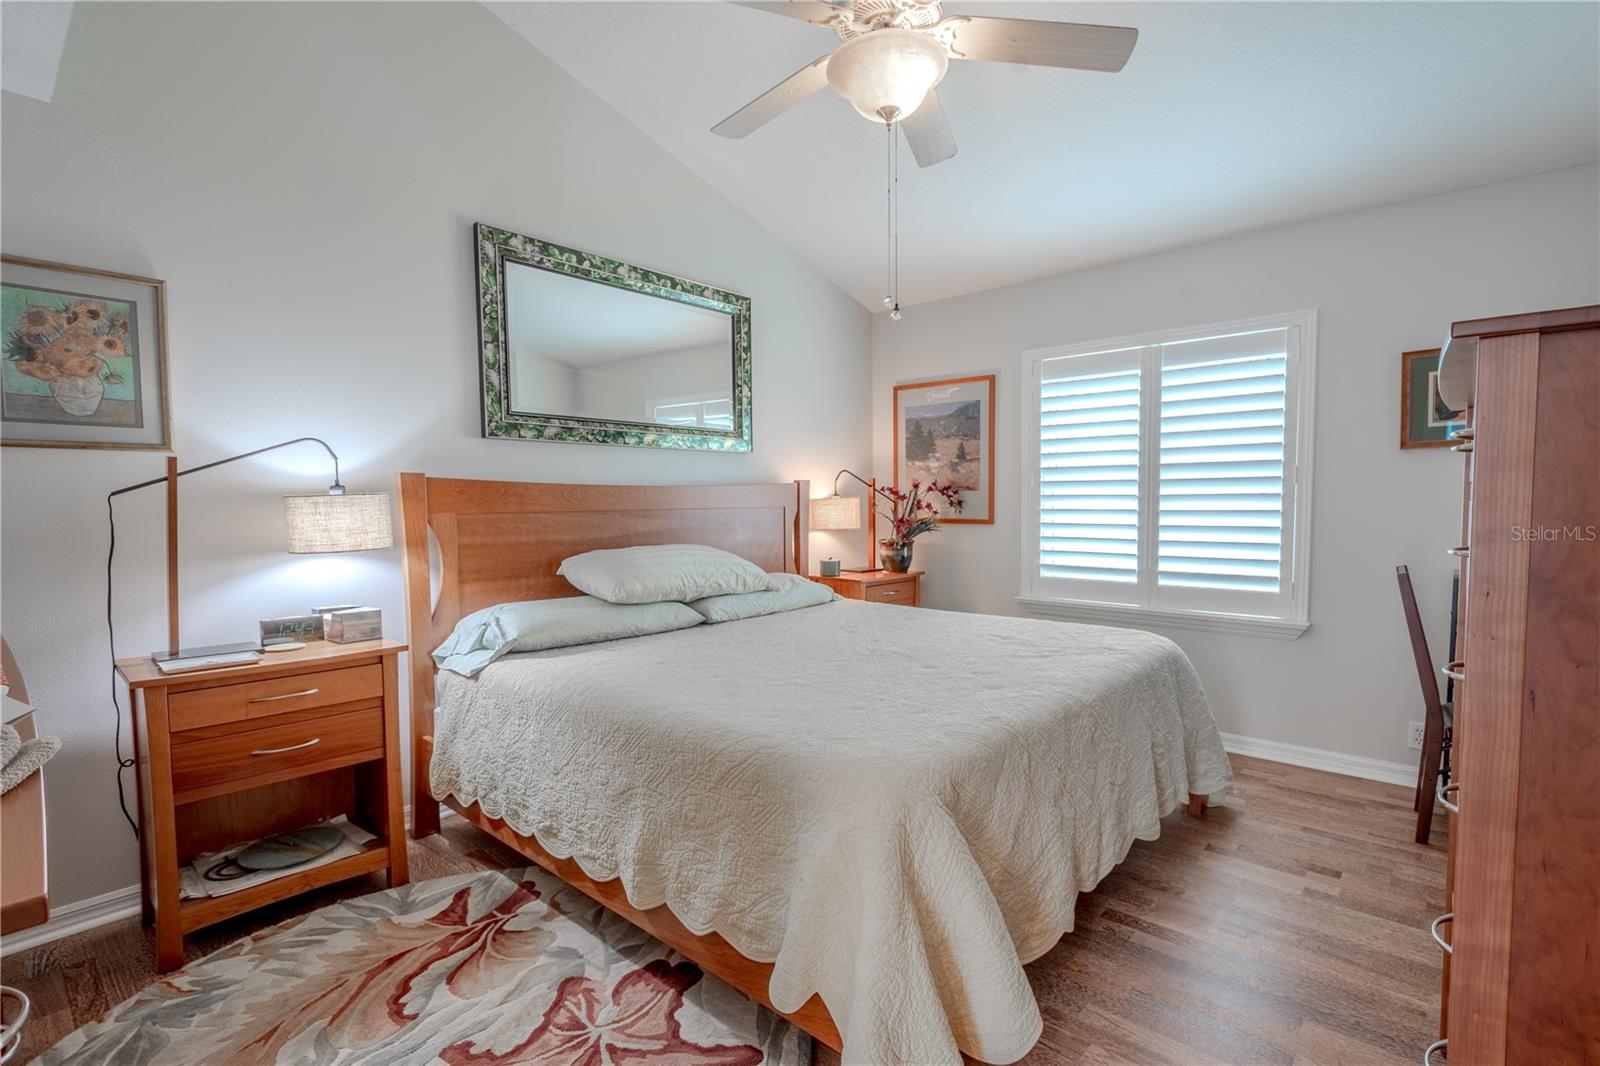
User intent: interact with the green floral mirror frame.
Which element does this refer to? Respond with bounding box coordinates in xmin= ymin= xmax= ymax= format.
xmin=475 ymin=223 xmax=752 ymax=452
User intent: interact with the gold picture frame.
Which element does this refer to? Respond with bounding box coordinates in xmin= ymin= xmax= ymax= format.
xmin=1400 ymin=348 xmax=1462 ymax=450
xmin=2 ymin=255 xmax=171 ymax=450
xmin=893 ymin=373 xmax=996 ymax=524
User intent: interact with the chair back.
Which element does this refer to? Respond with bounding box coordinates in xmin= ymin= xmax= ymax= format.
xmin=1395 ymin=566 xmax=1444 ymax=724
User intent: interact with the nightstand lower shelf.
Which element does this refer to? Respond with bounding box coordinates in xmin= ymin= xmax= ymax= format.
xmin=178 ymin=839 xmax=389 ymax=934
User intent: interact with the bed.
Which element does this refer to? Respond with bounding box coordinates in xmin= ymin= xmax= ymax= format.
xmin=400 ymin=475 xmax=1233 ymax=1065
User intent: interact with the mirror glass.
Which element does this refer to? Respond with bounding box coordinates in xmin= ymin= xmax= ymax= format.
xmin=504 ymin=261 xmax=734 ymax=430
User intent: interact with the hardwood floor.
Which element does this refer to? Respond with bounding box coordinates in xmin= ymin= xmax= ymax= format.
xmin=0 ymin=755 xmax=1446 ymax=1064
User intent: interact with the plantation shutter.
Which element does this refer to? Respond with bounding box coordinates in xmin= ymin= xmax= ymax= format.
xmin=1156 ymin=328 xmax=1290 ymax=610
xmin=1027 ymin=319 xmax=1304 ymax=623
xmin=1037 ymin=348 xmax=1144 ymax=598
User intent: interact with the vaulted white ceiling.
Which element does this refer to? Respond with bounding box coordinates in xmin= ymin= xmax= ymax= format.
xmin=495 ymin=2 xmax=1598 ymax=309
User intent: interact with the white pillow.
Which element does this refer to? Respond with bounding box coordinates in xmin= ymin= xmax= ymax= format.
xmin=433 ymin=596 xmax=702 ymax=677
xmin=558 ymin=544 xmax=776 ymax=605
xmin=690 ymin=572 xmax=836 ymax=623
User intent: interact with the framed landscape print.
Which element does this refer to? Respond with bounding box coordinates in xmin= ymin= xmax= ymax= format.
xmin=893 ymin=373 xmax=995 ymax=524
xmin=1400 ymin=348 xmax=1463 ymax=449
xmin=2 ymin=256 xmax=170 ymax=450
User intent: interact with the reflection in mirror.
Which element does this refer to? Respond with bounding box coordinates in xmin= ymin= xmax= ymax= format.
xmin=505 ymin=261 xmax=734 ymax=429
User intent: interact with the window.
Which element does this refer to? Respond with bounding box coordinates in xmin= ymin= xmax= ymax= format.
xmin=1019 ymin=312 xmax=1315 ymax=637
xmin=646 ymin=393 xmax=734 ymax=430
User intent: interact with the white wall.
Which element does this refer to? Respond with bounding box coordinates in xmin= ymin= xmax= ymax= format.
xmin=873 ymin=164 xmax=1599 ymax=769
xmin=509 ymin=345 xmax=581 ymax=417
xmin=575 ymin=342 xmax=730 ymax=425
xmin=0 ymin=2 xmax=871 ymax=909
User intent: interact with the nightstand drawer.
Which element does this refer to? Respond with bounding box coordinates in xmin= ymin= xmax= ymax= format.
xmin=168 ymin=664 xmax=382 ymax=732
xmin=170 ymin=706 xmax=384 ymax=802
xmin=865 ymin=579 xmax=918 ymax=605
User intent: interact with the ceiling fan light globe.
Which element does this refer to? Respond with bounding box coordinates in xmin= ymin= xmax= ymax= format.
xmin=826 ymin=28 xmax=948 ymax=124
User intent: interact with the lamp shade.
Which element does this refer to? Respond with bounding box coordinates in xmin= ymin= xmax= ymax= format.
xmin=283 ymin=492 xmax=394 ymax=553
xmin=810 ymin=494 xmax=862 ymax=532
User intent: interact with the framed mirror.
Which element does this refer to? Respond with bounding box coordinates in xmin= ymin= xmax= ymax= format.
xmin=475 ymin=223 xmax=752 ymax=451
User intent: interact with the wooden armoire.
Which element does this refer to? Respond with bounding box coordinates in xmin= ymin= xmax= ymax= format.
xmin=1432 ymin=305 xmax=1600 ymax=1065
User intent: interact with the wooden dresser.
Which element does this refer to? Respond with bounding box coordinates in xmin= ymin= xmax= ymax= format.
xmin=1432 ymin=306 xmax=1599 ymax=1065
xmin=812 ymin=569 xmax=922 ymax=606
xmin=115 ymin=639 xmax=408 ymax=970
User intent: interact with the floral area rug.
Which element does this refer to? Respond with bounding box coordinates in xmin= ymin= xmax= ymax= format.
xmin=39 ymin=867 xmax=811 ymax=1065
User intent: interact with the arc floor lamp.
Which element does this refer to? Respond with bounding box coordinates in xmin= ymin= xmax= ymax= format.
xmin=108 ymin=436 xmax=393 ymax=657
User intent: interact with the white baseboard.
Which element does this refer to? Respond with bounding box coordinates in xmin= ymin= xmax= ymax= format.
xmin=0 ymin=802 xmax=460 ymax=955
xmin=0 ymin=883 xmax=142 ymax=955
xmin=1221 ymin=731 xmax=1418 ymax=787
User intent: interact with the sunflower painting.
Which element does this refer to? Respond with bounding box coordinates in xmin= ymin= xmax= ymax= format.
xmin=2 ymin=257 xmax=169 ymax=449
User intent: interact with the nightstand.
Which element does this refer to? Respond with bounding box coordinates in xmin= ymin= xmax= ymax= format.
xmin=812 ymin=569 xmax=923 ymax=607
xmin=114 ymin=638 xmax=407 ymax=970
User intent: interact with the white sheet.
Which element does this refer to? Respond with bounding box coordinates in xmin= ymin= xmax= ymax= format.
xmin=431 ymin=599 xmax=1233 ymax=1065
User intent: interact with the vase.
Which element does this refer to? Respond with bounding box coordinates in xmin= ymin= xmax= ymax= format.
xmin=50 ymin=374 xmax=105 ymax=417
xmin=879 ymin=540 xmax=913 ymax=573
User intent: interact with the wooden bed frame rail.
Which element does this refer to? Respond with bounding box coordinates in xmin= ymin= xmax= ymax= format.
xmin=417 ymin=735 xmax=842 ymax=1048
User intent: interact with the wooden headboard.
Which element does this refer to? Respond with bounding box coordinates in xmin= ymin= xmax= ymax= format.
xmin=397 ymin=474 xmax=809 ymax=832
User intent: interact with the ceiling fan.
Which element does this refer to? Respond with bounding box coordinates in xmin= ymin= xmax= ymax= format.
xmin=712 ymin=0 xmax=1139 ymax=166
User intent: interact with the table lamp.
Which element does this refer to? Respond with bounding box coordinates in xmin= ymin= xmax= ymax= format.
xmin=810 ymin=468 xmax=879 ymax=572
xmin=108 ymin=436 xmax=393 ymax=660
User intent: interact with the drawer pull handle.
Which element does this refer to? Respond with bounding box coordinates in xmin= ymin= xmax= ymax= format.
xmin=1446 ymin=546 xmax=1469 ymax=558
xmin=1439 ymin=662 xmax=1465 ymax=683
xmin=1451 ymin=440 xmax=1474 ymax=453
xmin=1430 ymin=912 xmax=1454 ymax=955
xmin=1424 ymin=1038 xmax=1447 ymax=1065
xmin=1438 ymin=779 xmax=1460 ymax=814
xmin=250 ymin=737 xmax=321 ymax=757
xmin=1449 ymin=427 xmax=1474 ymax=442
xmin=882 ymin=590 xmax=899 ymax=597
xmin=249 ymin=687 xmax=320 ymax=704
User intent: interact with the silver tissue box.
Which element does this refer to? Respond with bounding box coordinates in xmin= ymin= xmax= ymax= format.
xmin=324 ymin=607 xmax=382 ymax=644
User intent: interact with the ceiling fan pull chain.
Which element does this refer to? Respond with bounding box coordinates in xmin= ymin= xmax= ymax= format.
xmin=890 ymin=118 xmax=903 ymax=320
xmin=889 ymin=117 xmax=902 ymax=307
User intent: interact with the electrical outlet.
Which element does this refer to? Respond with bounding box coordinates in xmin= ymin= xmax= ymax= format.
xmin=1407 ymin=721 xmax=1426 ymax=750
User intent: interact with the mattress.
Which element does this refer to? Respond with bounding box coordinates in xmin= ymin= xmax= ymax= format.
xmin=430 ymin=598 xmax=1233 ymax=1065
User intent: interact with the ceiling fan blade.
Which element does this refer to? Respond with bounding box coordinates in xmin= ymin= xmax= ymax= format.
xmin=940 ymin=16 xmax=1138 ymax=72
xmin=731 ymin=1 xmax=849 ymax=28
xmin=711 ymin=55 xmax=832 ymax=139
xmin=902 ymin=89 xmax=956 ymax=167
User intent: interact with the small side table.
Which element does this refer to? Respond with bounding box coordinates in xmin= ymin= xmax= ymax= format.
xmin=812 ymin=569 xmax=923 ymax=607
xmin=1 ymin=700 xmax=49 ymax=936
xmin=115 ymin=638 xmax=407 ymax=970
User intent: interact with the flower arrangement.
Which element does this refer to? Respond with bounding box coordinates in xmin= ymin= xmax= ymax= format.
xmin=874 ymin=480 xmax=963 ymax=572
xmin=4 ymin=296 xmax=131 ymax=416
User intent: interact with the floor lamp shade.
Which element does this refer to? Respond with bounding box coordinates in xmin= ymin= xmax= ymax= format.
xmin=810 ymin=494 xmax=862 ymax=531
xmin=283 ymin=492 xmax=394 ymax=553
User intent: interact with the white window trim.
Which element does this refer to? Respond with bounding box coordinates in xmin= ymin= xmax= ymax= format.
xmin=1017 ymin=310 xmax=1317 ymax=639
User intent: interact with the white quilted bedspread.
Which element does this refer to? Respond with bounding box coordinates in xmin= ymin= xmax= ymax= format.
xmin=431 ymin=600 xmax=1233 ymax=1065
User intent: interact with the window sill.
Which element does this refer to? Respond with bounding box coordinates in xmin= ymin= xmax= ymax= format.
xmin=1015 ymin=597 xmax=1310 ymax=640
